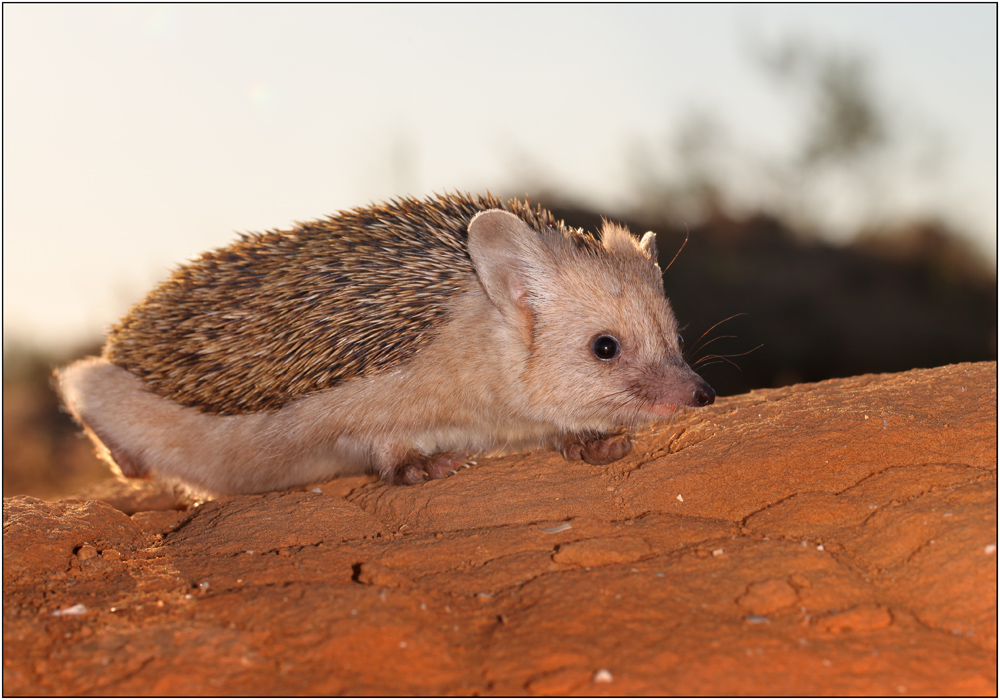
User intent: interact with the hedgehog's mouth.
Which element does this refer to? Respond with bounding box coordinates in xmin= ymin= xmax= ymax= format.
xmin=647 ymin=403 xmax=679 ymax=418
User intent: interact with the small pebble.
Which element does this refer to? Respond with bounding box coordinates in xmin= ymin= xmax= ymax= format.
xmin=712 ymin=548 xmax=724 ymax=557
xmin=985 ymin=544 xmax=997 ymax=555
xmin=593 ymin=669 xmax=613 ymax=683
xmin=676 ymin=494 xmax=684 ymax=502
xmin=52 ymin=604 xmax=88 ymax=617
xmin=311 ymin=487 xmax=322 ymax=493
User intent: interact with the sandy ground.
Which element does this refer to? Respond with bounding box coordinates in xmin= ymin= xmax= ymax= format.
xmin=3 ymin=362 xmax=996 ymax=695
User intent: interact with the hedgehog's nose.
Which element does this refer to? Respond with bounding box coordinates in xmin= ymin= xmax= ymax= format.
xmin=692 ymin=381 xmax=716 ymax=407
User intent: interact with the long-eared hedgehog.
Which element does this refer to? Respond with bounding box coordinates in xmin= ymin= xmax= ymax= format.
xmin=57 ymin=192 xmax=715 ymax=493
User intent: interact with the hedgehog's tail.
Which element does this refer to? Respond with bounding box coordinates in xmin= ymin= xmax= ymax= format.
xmin=56 ymin=357 xmax=332 ymax=494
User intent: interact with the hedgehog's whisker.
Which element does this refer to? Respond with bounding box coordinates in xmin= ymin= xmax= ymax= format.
xmin=663 ymin=224 xmax=689 ymax=273
xmin=689 ymin=312 xmax=747 ymax=359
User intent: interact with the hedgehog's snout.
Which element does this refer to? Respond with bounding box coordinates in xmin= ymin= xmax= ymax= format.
xmin=691 ymin=379 xmax=715 ymax=407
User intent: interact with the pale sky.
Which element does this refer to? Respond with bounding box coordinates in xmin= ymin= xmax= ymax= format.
xmin=4 ymin=4 xmax=996 ymax=350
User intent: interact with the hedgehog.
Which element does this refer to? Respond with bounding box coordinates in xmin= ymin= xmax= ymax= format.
xmin=57 ymin=192 xmax=715 ymax=492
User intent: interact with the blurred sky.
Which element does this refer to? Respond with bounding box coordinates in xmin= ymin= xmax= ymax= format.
xmin=3 ymin=4 xmax=997 ymax=351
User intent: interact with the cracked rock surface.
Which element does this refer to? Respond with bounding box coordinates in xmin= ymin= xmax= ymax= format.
xmin=3 ymin=362 xmax=996 ymax=695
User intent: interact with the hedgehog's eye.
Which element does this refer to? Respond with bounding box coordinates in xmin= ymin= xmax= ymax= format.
xmin=677 ymin=333 xmax=685 ymax=351
xmin=591 ymin=334 xmax=620 ymax=361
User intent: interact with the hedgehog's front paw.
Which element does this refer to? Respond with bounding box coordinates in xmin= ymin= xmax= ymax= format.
xmin=559 ymin=433 xmax=633 ymax=465
xmin=386 ymin=452 xmax=471 ymax=486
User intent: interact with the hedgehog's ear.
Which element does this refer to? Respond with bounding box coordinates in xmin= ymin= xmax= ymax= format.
xmin=639 ymin=231 xmax=658 ymax=263
xmin=602 ymin=221 xmax=658 ymax=264
xmin=468 ymin=210 xmax=549 ymax=341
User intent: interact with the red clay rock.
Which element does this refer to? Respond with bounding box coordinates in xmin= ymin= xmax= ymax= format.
xmin=2 ymin=362 xmax=996 ymax=695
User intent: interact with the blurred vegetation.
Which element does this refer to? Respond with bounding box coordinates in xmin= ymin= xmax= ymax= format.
xmin=627 ymin=38 xmax=953 ymax=243
xmin=3 ymin=37 xmax=995 ymax=500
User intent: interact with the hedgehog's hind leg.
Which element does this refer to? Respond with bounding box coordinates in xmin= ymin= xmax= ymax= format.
xmin=57 ymin=358 xmax=360 ymax=494
xmin=56 ymin=357 xmax=160 ymax=479
xmin=80 ymin=420 xmax=148 ymax=479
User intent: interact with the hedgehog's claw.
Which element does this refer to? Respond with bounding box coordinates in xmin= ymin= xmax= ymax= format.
xmin=387 ymin=452 xmax=470 ymax=485
xmin=559 ymin=433 xmax=633 ymax=465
